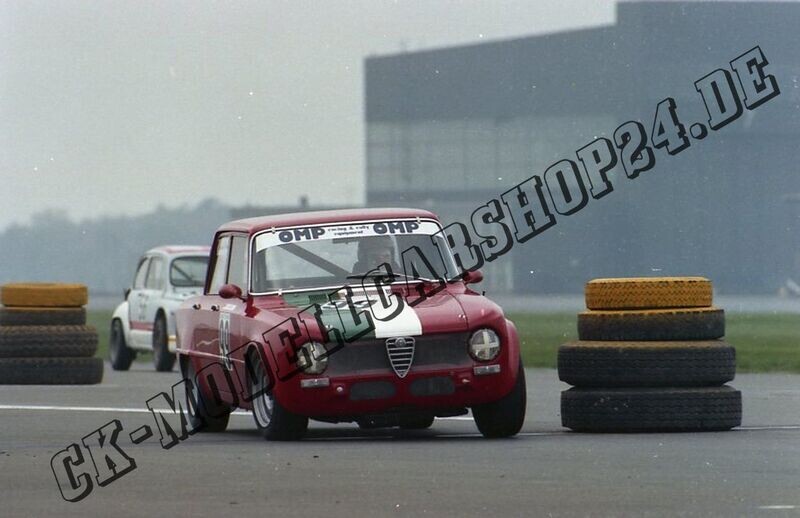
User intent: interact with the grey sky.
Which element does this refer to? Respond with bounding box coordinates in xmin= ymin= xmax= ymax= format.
xmin=0 ymin=0 xmax=614 ymax=230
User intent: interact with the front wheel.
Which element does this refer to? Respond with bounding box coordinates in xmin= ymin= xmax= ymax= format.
xmin=472 ymin=360 xmax=527 ymax=438
xmin=249 ymin=352 xmax=308 ymax=441
xmin=109 ymin=319 xmax=135 ymax=371
xmin=153 ymin=316 xmax=176 ymax=372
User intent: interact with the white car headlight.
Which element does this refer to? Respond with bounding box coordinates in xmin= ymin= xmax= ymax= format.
xmin=469 ymin=329 xmax=501 ymax=361
xmin=297 ymin=341 xmax=328 ymax=374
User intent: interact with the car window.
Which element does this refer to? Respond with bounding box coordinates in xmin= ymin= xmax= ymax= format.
xmin=263 ymin=244 xmax=336 ymax=282
xmin=133 ymin=257 xmax=150 ymax=289
xmin=145 ymin=257 xmax=165 ymax=290
xmin=208 ymin=236 xmax=231 ymax=294
xmin=170 ymin=256 xmax=209 ymax=288
xmin=227 ymin=235 xmax=248 ymax=290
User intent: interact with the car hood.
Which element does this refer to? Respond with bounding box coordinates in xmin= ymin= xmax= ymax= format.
xmin=251 ymin=286 xmax=473 ymax=340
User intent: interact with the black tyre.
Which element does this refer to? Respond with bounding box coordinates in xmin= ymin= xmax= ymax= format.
xmin=109 ymin=319 xmax=136 ymax=371
xmin=0 ymin=325 xmax=97 ymax=357
xmin=578 ymin=308 xmax=725 ymax=341
xmin=558 ymin=340 xmax=735 ymax=387
xmin=249 ymin=352 xmax=308 ymax=441
xmin=0 ymin=357 xmax=103 ymax=384
xmin=0 ymin=307 xmax=86 ymax=326
xmin=561 ymin=386 xmax=742 ymax=432
xmin=472 ymin=361 xmax=527 ymax=438
xmin=399 ymin=415 xmax=435 ymax=430
xmin=183 ymin=358 xmax=230 ymax=433
xmin=152 ymin=316 xmax=176 ymax=372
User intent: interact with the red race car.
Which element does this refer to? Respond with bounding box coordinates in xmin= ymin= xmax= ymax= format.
xmin=175 ymin=208 xmax=526 ymax=440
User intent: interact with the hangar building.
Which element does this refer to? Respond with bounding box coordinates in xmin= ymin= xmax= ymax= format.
xmin=364 ymin=1 xmax=800 ymax=294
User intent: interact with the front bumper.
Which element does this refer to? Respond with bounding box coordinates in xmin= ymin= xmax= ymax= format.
xmin=273 ymin=355 xmax=518 ymax=418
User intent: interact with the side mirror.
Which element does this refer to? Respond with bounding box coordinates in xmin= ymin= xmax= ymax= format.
xmin=463 ymin=269 xmax=484 ymax=285
xmin=219 ymin=283 xmax=243 ymax=300
xmin=124 ymin=288 xmax=131 ymax=300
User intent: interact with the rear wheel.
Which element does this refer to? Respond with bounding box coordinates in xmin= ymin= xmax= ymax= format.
xmin=183 ymin=359 xmax=230 ymax=433
xmin=249 ymin=352 xmax=308 ymax=441
xmin=472 ymin=361 xmax=527 ymax=438
xmin=109 ymin=319 xmax=135 ymax=371
xmin=152 ymin=316 xmax=176 ymax=372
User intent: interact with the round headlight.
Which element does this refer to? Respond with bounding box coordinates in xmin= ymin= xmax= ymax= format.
xmin=469 ymin=329 xmax=501 ymax=361
xmin=297 ymin=341 xmax=328 ymax=374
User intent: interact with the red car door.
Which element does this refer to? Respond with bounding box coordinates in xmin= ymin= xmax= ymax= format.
xmin=193 ymin=234 xmax=249 ymax=405
xmin=222 ymin=234 xmax=249 ymax=400
xmin=192 ymin=236 xmax=231 ymax=374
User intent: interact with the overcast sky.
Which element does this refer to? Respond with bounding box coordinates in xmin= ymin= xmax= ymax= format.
xmin=0 ymin=0 xmax=615 ymax=230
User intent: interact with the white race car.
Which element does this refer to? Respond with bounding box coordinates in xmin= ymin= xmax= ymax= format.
xmin=110 ymin=245 xmax=210 ymax=372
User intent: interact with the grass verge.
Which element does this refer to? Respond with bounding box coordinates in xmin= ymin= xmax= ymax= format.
xmin=509 ymin=311 xmax=800 ymax=373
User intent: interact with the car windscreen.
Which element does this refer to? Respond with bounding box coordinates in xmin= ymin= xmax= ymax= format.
xmin=251 ymin=220 xmax=459 ymax=293
xmin=169 ymin=256 xmax=209 ymax=288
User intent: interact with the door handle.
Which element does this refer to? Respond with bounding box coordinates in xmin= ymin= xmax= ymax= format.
xmin=210 ymin=305 xmax=220 ymax=312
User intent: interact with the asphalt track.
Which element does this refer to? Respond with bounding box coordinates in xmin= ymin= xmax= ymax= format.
xmin=1 ymin=364 xmax=798 ymax=517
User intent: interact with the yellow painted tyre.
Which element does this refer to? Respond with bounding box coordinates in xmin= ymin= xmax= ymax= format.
xmin=585 ymin=277 xmax=712 ymax=310
xmin=577 ymin=307 xmax=724 ymax=341
xmin=1 ymin=283 xmax=88 ymax=308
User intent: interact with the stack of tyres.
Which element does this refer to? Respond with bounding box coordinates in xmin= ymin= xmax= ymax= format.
xmin=0 ymin=283 xmax=103 ymax=384
xmin=559 ymin=277 xmax=741 ymax=432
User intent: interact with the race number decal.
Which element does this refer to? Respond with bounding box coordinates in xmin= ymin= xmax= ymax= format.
xmin=219 ymin=313 xmax=232 ymax=370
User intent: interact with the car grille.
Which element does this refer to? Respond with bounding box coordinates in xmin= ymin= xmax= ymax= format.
xmin=326 ymin=332 xmax=470 ymax=376
xmin=386 ymin=337 xmax=414 ymax=378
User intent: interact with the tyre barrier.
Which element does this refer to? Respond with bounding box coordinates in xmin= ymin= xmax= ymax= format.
xmin=1 ymin=283 xmax=88 ymax=308
xmin=560 ymin=277 xmax=741 ymax=432
xmin=0 ymin=283 xmax=102 ymax=385
xmin=577 ymin=307 xmax=725 ymax=341
xmin=585 ymin=277 xmax=713 ymax=310
xmin=561 ymin=386 xmax=742 ymax=432
xmin=558 ymin=340 xmax=736 ymax=388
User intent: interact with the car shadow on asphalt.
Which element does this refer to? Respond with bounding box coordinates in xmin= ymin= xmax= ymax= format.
xmin=219 ymin=426 xmax=499 ymax=443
